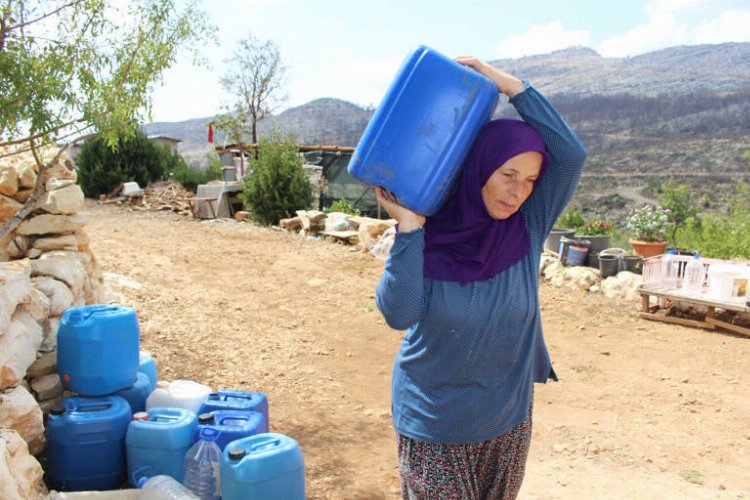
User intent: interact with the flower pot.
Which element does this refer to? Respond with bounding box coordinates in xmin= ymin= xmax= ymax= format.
xmin=545 ymin=228 xmax=575 ymax=253
xmin=576 ymin=235 xmax=611 ymax=255
xmin=598 ymin=254 xmax=621 ymax=278
xmin=629 ymin=239 xmax=667 ymax=258
xmin=622 ymin=255 xmax=644 ymax=274
xmin=559 ymin=236 xmax=590 ymax=267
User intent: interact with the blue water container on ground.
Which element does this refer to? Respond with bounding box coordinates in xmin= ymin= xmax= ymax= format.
xmin=113 ymin=372 xmax=153 ymax=414
xmin=195 ymin=410 xmax=267 ymax=451
xmin=138 ymin=351 xmax=158 ymax=391
xmin=199 ymin=390 xmax=269 ymax=428
xmin=125 ymin=407 xmax=198 ymax=485
xmin=57 ymin=304 xmax=139 ymax=396
xmin=220 ymin=433 xmax=305 ymax=500
xmin=348 ymin=45 xmax=499 ymax=216
xmin=46 ymin=396 xmax=131 ymax=491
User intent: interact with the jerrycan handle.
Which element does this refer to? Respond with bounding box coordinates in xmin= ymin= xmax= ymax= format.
xmin=72 ymin=401 xmax=112 ymax=413
xmin=131 ymin=465 xmax=155 ymax=488
xmin=66 ymin=304 xmax=123 ymax=323
xmin=250 ymin=436 xmax=281 ymax=452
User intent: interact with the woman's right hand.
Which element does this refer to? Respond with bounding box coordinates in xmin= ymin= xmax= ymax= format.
xmin=375 ymin=187 xmax=425 ymax=233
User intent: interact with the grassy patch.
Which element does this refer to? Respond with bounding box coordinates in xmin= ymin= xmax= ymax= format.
xmin=679 ymin=469 xmax=703 ymax=485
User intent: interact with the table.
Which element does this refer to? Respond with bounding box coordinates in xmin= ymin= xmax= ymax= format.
xmin=193 ymin=183 xmax=243 ymax=219
xmin=638 ymin=284 xmax=750 ymax=337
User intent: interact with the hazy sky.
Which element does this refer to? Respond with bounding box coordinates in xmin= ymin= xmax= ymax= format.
xmin=149 ymin=0 xmax=750 ymax=123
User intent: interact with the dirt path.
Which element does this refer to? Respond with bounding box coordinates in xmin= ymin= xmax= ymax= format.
xmin=85 ymin=202 xmax=749 ymax=499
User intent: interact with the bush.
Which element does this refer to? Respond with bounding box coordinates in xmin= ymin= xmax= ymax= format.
xmin=556 ymin=208 xmax=585 ymax=229
xmin=77 ymin=129 xmax=182 ymax=197
xmin=169 ymin=156 xmax=221 ymax=192
xmin=239 ymin=133 xmax=312 ymax=225
xmin=325 ymin=199 xmax=360 ymax=216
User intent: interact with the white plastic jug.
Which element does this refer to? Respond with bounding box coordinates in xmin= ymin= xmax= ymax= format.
xmin=146 ymin=380 xmax=213 ymax=415
xmin=708 ymin=263 xmax=750 ymax=302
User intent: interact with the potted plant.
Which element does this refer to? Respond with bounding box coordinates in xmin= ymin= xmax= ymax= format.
xmin=546 ymin=209 xmax=584 ymax=252
xmin=577 ymin=218 xmax=613 ymax=253
xmin=626 ymin=204 xmax=671 ymax=257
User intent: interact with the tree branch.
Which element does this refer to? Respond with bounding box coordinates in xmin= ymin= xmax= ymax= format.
xmin=6 ymin=0 xmax=84 ymax=34
xmin=0 ymin=118 xmax=86 ymax=149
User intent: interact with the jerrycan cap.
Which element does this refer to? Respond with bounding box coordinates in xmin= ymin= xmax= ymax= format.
xmin=49 ymin=406 xmax=65 ymax=416
xmin=228 ymin=448 xmax=246 ymax=461
xmin=132 ymin=412 xmax=149 ymax=421
xmin=198 ymin=413 xmax=215 ymax=424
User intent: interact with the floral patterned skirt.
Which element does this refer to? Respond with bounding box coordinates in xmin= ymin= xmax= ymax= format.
xmin=397 ymin=408 xmax=533 ymax=500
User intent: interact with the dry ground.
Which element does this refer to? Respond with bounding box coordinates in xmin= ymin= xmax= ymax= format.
xmin=84 ymin=201 xmax=749 ymax=500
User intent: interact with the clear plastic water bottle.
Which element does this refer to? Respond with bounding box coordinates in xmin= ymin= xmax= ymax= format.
xmin=183 ymin=425 xmax=222 ymax=500
xmin=682 ymin=255 xmax=706 ymax=295
xmin=139 ymin=474 xmax=199 ymax=500
xmin=661 ymin=249 xmax=681 ymax=290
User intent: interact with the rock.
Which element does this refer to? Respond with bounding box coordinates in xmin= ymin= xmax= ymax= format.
xmin=0 ymin=259 xmax=32 ymax=331
xmin=39 ymin=316 xmax=60 ymax=353
xmin=599 ymin=272 xmax=643 ymax=301
xmin=0 ymin=309 xmax=43 ymax=389
xmin=0 ymin=194 xmax=23 ymax=225
xmin=45 ymin=178 xmax=75 ymax=192
xmin=31 ymin=234 xmax=78 ymax=252
xmin=325 ymin=212 xmax=359 ymax=232
xmin=7 ymin=235 xmax=31 ymax=259
xmin=16 ymin=162 xmax=37 ymax=189
xmin=233 ymin=210 xmax=251 ymax=222
xmin=0 ymin=386 xmax=46 ymax=455
xmin=12 ymin=189 xmax=34 ymax=203
xmin=30 ymin=373 xmax=62 ymax=401
xmin=26 ymin=248 xmax=42 ymax=259
xmin=41 ymin=157 xmax=77 ymax=183
xmin=550 ymin=266 xmax=601 ymax=291
xmin=37 ymin=393 xmax=65 ymax=415
xmin=17 ymin=213 xmax=87 ymax=236
xmin=296 ymin=210 xmax=327 ymax=223
xmin=39 ymin=184 xmax=84 ymax=215
xmin=356 ymin=218 xmax=395 ymax=250
xmin=30 ymin=251 xmax=85 ymax=296
xmin=75 ymin=229 xmax=90 ymax=252
xmin=0 ymin=166 xmax=19 ymax=196
xmin=280 ymin=217 xmax=303 ymax=232
xmin=79 ymin=249 xmax=104 ymax=305
xmin=0 ymin=429 xmax=46 ymax=498
xmin=21 ymin=288 xmax=50 ymax=323
xmin=543 ymin=258 xmax=564 ymax=281
xmin=25 ymin=351 xmax=57 ymax=378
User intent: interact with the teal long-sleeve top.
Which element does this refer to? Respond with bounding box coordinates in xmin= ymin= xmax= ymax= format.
xmin=376 ymin=82 xmax=587 ymax=444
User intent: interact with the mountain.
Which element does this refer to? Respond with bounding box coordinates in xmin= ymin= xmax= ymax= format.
xmin=144 ymin=42 xmax=750 ymax=216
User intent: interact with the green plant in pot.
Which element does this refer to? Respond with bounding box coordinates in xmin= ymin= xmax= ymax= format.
xmin=546 ymin=209 xmax=584 ymax=252
xmin=626 ymin=204 xmax=671 ymax=258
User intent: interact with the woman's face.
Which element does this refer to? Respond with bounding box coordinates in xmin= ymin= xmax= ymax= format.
xmin=481 ymin=151 xmax=543 ymax=220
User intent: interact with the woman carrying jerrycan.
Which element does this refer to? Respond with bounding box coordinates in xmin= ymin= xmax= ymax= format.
xmin=375 ymin=55 xmax=587 ymax=499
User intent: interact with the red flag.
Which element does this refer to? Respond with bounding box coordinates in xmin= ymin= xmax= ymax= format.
xmin=208 ymin=123 xmax=214 ymax=143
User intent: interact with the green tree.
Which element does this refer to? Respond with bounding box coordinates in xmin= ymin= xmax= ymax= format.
xmin=214 ymin=34 xmax=285 ymax=146
xmin=76 ymin=129 xmax=185 ymax=197
xmin=0 ymin=0 xmax=213 ymax=237
xmin=239 ymin=132 xmax=311 ymax=226
xmin=657 ymin=178 xmax=698 ymax=243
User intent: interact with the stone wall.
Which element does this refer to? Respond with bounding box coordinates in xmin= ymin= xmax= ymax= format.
xmin=0 ymin=146 xmax=106 ymax=496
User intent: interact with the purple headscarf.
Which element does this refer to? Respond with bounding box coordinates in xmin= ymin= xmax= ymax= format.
xmin=423 ymin=119 xmax=549 ymax=285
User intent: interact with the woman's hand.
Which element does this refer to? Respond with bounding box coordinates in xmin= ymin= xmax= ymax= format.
xmin=375 ymin=187 xmax=425 ymax=233
xmin=455 ymin=56 xmax=525 ymax=98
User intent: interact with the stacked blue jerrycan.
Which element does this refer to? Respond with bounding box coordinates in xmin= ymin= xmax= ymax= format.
xmin=348 ymin=45 xmax=499 ymax=216
xmin=138 ymin=351 xmax=158 ymax=391
xmin=46 ymin=396 xmax=131 ymax=491
xmin=113 ymin=371 xmax=153 ymax=414
xmin=126 ymin=407 xmax=198 ymax=485
xmin=57 ymin=304 xmax=139 ymax=396
xmin=199 ymin=389 xmax=269 ymax=428
xmin=220 ymin=433 xmax=305 ymax=500
xmin=194 ymin=410 xmax=267 ymax=451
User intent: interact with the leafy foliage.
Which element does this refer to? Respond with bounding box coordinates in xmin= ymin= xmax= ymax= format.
xmin=578 ymin=218 xmax=613 ymax=236
xmin=77 ymin=130 xmax=185 ymax=197
xmin=0 ymin=0 xmax=213 ymax=148
xmin=657 ymin=178 xmax=699 ymax=242
xmin=556 ymin=208 xmax=585 ymax=229
xmin=239 ymin=132 xmax=311 ymax=225
xmin=626 ymin=204 xmax=672 ymax=242
xmin=325 ymin=199 xmax=361 ymax=216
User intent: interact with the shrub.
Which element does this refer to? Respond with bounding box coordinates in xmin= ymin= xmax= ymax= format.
xmin=556 ymin=208 xmax=585 ymax=229
xmin=239 ymin=132 xmax=312 ymax=225
xmin=77 ymin=129 xmax=180 ymax=197
xmin=169 ymin=156 xmax=221 ymax=192
xmin=578 ymin=218 xmax=613 ymax=236
xmin=626 ymin=204 xmax=672 ymax=242
xmin=325 ymin=199 xmax=360 ymax=216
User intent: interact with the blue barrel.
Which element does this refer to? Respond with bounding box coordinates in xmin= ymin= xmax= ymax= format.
xmin=46 ymin=396 xmax=131 ymax=491
xmin=57 ymin=304 xmax=139 ymax=396
xmin=195 ymin=410 xmax=267 ymax=451
xmin=125 ymin=407 xmax=197 ymax=485
xmin=221 ymin=433 xmax=305 ymax=500
xmin=113 ymin=372 xmax=153 ymax=414
xmin=199 ymin=390 xmax=269 ymax=428
xmin=138 ymin=351 xmax=158 ymax=391
xmin=348 ymin=45 xmax=499 ymax=216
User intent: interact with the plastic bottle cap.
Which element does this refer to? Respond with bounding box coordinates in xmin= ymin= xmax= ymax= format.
xmin=228 ymin=448 xmax=246 ymax=460
xmin=198 ymin=413 xmax=215 ymax=424
xmin=156 ymin=381 xmax=170 ymax=389
xmin=49 ymin=406 xmax=65 ymax=416
xmin=132 ymin=412 xmax=149 ymax=421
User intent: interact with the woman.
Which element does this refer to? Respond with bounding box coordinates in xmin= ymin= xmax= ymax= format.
xmin=375 ymin=56 xmax=587 ymax=499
